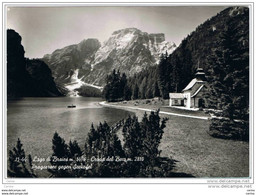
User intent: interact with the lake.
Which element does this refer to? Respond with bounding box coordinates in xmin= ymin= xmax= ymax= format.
xmin=7 ymin=97 xmax=133 ymax=176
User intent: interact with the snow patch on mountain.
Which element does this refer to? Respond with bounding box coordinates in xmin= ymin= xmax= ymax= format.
xmin=116 ymin=32 xmax=135 ymax=49
xmin=65 ymin=69 xmax=83 ymax=96
xmin=65 ymin=69 xmax=103 ymax=96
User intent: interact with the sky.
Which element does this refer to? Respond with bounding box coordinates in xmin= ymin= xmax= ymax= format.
xmin=7 ymin=6 xmax=228 ymax=58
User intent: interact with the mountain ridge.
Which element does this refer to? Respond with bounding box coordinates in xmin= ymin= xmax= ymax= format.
xmin=42 ymin=27 xmax=176 ymax=94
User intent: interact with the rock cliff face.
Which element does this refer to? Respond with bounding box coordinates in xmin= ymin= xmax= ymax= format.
xmin=7 ymin=29 xmax=62 ymax=99
xmin=7 ymin=29 xmax=32 ymax=98
xmin=26 ymin=59 xmax=64 ymax=97
xmin=43 ymin=28 xmax=176 ymax=88
xmin=43 ymin=39 xmax=101 ymax=85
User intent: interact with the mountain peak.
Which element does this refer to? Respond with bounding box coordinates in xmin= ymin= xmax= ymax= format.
xmin=78 ymin=38 xmax=100 ymax=45
xmin=111 ymin=28 xmax=168 ymax=45
xmin=112 ymin=27 xmax=141 ymax=35
xmin=77 ymin=38 xmax=101 ymax=52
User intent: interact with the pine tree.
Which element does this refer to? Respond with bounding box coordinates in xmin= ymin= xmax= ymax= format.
xmin=85 ymin=122 xmax=125 ymax=177
xmin=123 ymin=86 xmax=132 ymax=100
xmin=103 ymin=69 xmax=129 ymax=102
xmin=69 ymin=140 xmax=82 ymax=157
xmin=179 ymin=49 xmax=193 ymax=91
xmin=139 ymin=111 xmax=167 ymax=160
xmin=121 ymin=73 xmax=131 ymax=100
xmin=122 ymin=111 xmax=170 ymax=177
xmin=8 ymin=138 xmax=35 ymax=177
xmin=139 ymin=77 xmax=147 ymax=99
xmin=205 ymin=24 xmax=249 ymax=140
xmin=132 ymin=83 xmax=139 ymax=100
xmin=153 ymin=81 xmax=160 ymax=97
xmin=48 ymin=132 xmax=71 ymax=177
xmin=158 ymin=53 xmax=169 ymax=99
xmin=122 ymin=115 xmax=143 ymax=158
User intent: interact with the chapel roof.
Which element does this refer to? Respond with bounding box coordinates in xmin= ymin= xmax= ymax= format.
xmin=182 ymin=78 xmax=204 ymax=91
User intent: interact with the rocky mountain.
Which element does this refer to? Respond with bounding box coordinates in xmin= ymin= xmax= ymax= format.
xmin=42 ymin=28 xmax=176 ymax=94
xmin=7 ymin=29 xmax=62 ymax=99
xmin=43 ymin=39 xmax=101 ymax=85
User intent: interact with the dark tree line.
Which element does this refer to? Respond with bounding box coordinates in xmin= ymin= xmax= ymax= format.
xmin=157 ymin=49 xmax=194 ymax=99
xmin=75 ymin=85 xmax=102 ymax=97
xmin=9 ymin=111 xmax=187 ymax=178
xmin=127 ymin=66 xmax=161 ymax=100
xmin=103 ymin=67 xmax=161 ymax=102
xmin=103 ymin=69 xmax=131 ymax=102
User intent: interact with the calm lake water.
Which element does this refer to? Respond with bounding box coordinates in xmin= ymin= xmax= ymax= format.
xmin=7 ymin=97 xmax=133 ymax=176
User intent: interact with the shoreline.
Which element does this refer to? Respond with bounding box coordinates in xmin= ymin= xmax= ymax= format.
xmin=99 ymin=101 xmax=209 ymax=120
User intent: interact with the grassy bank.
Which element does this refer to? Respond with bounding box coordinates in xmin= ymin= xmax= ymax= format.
xmin=104 ymin=99 xmax=249 ymax=177
xmin=111 ymin=99 xmax=209 ymax=117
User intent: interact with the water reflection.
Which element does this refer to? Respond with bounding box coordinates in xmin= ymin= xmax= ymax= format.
xmin=7 ymin=97 xmax=133 ymax=169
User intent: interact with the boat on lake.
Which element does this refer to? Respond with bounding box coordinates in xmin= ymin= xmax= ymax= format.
xmin=67 ymin=104 xmax=76 ymax=108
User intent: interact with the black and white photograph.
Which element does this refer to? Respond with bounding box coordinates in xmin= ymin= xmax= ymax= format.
xmin=2 ymin=2 xmax=253 ymax=188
